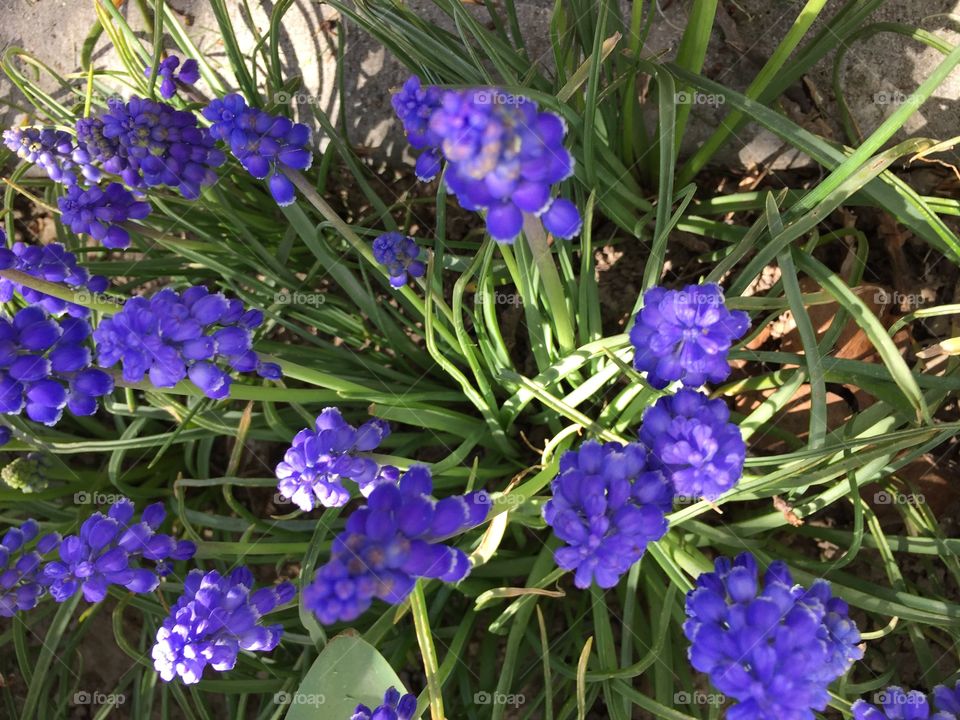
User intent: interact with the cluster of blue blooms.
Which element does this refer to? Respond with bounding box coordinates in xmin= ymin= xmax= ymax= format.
xmin=304 ymin=465 xmax=490 ymax=624
xmin=0 ymin=237 xmax=108 ymax=317
xmin=93 ymin=285 xmax=281 ymax=399
xmin=0 ymin=306 xmax=114 ymax=425
xmin=352 ymin=687 xmax=418 ymax=720
xmin=58 ymin=182 xmax=151 ymax=249
xmin=0 ymin=519 xmax=59 ymax=616
xmin=372 ymin=232 xmax=426 ymax=287
xmin=145 ymin=56 xmax=200 ymax=99
xmin=684 ymin=552 xmax=863 ymax=719
xmin=853 ymin=683 xmax=960 ymax=719
xmin=275 ymin=407 xmax=394 ymax=511
xmin=543 ymin=440 xmax=673 ymax=588
xmin=152 ymin=567 xmax=294 ymax=684
xmin=202 ymin=93 xmax=313 ymax=206
xmin=2 ymin=127 xmax=85 ymax=185
xmin=393 ymin=76 xmax=581 ymax=243
xmin=543 ymin=282 xmax=748 ymax=588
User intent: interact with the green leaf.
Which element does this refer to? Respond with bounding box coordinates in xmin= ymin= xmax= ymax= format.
xmin=284 ymin=632 xmax=408 ymax=720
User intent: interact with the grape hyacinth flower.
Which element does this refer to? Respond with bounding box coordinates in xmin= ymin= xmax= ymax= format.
xmin=0 ymin=238 xmax=109 ymax=318
xmin=304 ymin=466 xmax=490 ymax=624
xmin=0 ymin=307 xmax=115 ymax=425
xmin=851 ymin=688 xmax=944 ymax=720
xmin=152 ymin=567 xmax=294 ymax=684
xmin=42 ymin=497 xmax=196 ymax=603
xmin=275 ymin=407 xmax=394 ymax=511
xmin=639 ymin=389 xmax=746 ymax=501
xmin=202 ymin=93 xmax=312 ymax=206
xmin=145 ymin=55 xmax=200 ymax=99
xmin=630 ymin=282 xmax=749 ymax=389
xmin=352 ymin=687 xmax=418 ymax=720
xmin=371 ymin=232 xmax=426 ymax=288
xmin=2 ymin=452 xmax=52 ymax=493
xmin=2 ymin=126 xmax=83 ymax=184
xmin=93 ymin=285 xmax=281 ymax=399
xmin=0 ymin=519 xmax=60 ymax=616
xmin=391 ymin=76 xmax=444 ymax=181
xmin=423 ymin=85 xmax=581 ymax=242
xmin=543 ymin=440 xmax=673 ymax=589
xmin=684 ymin=552 xmax=862 ymax=720
xmin=89 ymin=97 xmax=225 ymax=198
xmin=58 ymin=182 xmax=151 ymax=249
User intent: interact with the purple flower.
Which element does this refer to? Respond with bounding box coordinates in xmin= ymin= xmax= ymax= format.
xmin=371 ymin=232 xmax=426 ymax=287
xmin=391 ymin=76 xmax=444 ymax=181
xmin=0 ymin=240 xmax=109 ymax=318
xmin=0 ymin=306 xmax=114 ymax=425
xmin=851 ymin=682 xmax=960 ymax=720
xmin=202 ymin=94 xmax=312 ymax=206
xmin=422 ymin=85 xmax=580 ymax=242
xmin=58 ymin=182 xmax=151 ymax=249
xmin=639 ymin=389 xmax=745 ymax=501
xmin=352 ymin=687 xmax=418 ymax=720
xmin=0 ymin=519 xmax=60 ymax=616
xmin=275 ymin=407 xmax=394 ymax=510
xmin=2 ymin=126 xmax=88 ymax=184
xmin=303 ymin=466 xmax=490 ymax=624
xmin=145 ymin=55 xmax=200 ymax=99
xmin=152 ymin=567 xmax=294 ymax=684
xmin=42 ymin=497 xmax=196 ymax=603
xmin=93 ymin=285 xmax=281 ymax=399
xmin=630 ymin=282 xmax=749 ymax=389
xmin=543 ymin=440 xmax=672 ymax=589
xmin=90 ymin=97 xmax=224 ymax=198
xmin=684 ymin=552 xmax=862 ymax=720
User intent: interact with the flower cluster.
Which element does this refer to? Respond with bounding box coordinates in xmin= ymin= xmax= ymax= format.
xmin=543 ymin=440 xmax=673 ymax=589
xmin=152 ymin=567 xmax=294 ymax=684
xmin=0 ymin=519 xmax=60 ymax=616
xmin=853 ymin=683 xmax=960 ymax=719
xmin=43 ymin=497 xmax=196 ymax=603
xmin=391 ymin=76 xmax=444 ymax=181
xmin=2 ymin=126 xmax=87 ymax=185
xmin=89 ymin=96 xmax=225 ymax=198
xmin=304 ymin=466 xmax=490 ymax=624
xmin=352 ymin=687 xmax=418 ymax=720
xmin=372 ymin=232 xmax=426 ymax=287
xmin=58 ymin=182 xmax=151 ymax=249
xmin=0 ymin=238 xmax=108 ymax=317
xmin=630 ymin=283 xmax=749 ymax=390
xmin=684 ymin=552 xmax=862 ymax=719
xmin=93 ymin=285 xmax=281 ymax=399
xmin=275 ymin=407 xmax=394 ymax=511
xmin=145 ymin=55 xmax=200 ymax=99
xmin=2 ymin=451 xmax=52 ymax=493
xmin=639 ymin=389 xmax=746 ymax=501
xmin=202 ymin=94 xmax=312 ymax=206
xmin=0 ymin=306 xmax=114 ymax=425
xmin=393 ymin=77 xmax=581 ymax=243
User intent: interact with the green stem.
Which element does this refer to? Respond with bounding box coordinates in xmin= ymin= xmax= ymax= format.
xmin=410 ymin=582 xmax=445 ymax=720
xmin=0 ymin=269 xmax=120 ymax=314
xmin=522 ymin=214 xmax=575 ymax=355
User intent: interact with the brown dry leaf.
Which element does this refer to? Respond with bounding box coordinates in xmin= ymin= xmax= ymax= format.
xmin=773 ymin=495 xmax=804 ymax=526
